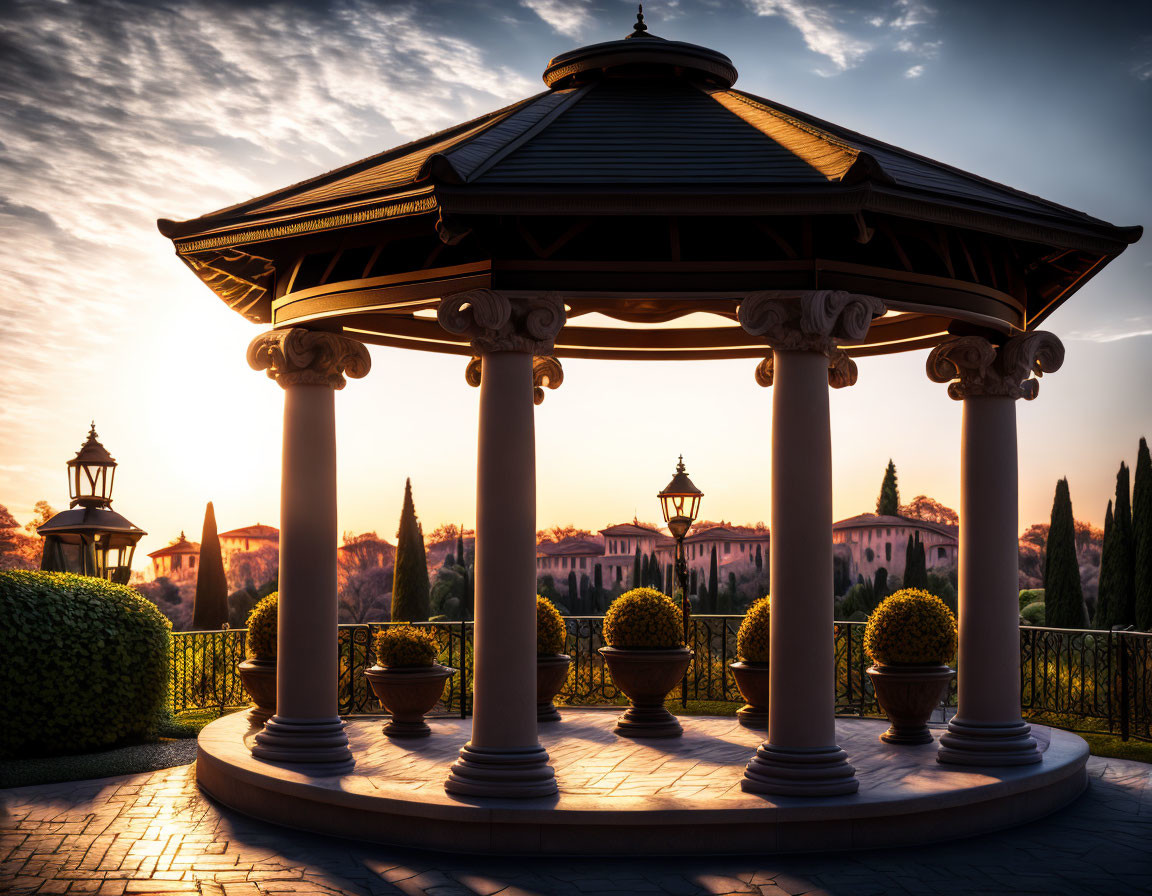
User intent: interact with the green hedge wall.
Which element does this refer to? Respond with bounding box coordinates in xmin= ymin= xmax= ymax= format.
xmin=0 ymin=570 xmax=172 ymax=758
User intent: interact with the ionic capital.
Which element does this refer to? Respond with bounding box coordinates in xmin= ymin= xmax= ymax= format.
xmin=738 ymin=290 xmax=885 ymax=355
xmin=926 ymin=331 xmax=1064 ymax=401
xmin=246 ymin=328 xmax=371 ymax=390
xmin=438 ymin=289 xmax=566 ymax=355
xmin=464 ymin=354 xmax=564 ymax=405
xmin=754 ymin=347 xmax=858 ymax=389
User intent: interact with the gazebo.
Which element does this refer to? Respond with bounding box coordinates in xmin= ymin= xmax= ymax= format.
xmin=161 ymin=11 xmax=1139 ymax=845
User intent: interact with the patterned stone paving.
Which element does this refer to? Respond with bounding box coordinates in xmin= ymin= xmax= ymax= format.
xmin=3 ymin=724 xmax=1151 ymax=895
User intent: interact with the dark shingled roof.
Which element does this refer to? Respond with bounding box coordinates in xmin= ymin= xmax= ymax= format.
xmin=161 ymin=63 xmax=1139 ymax=251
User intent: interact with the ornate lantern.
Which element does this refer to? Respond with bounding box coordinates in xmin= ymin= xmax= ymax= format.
xmin=38 ymin=424 xmax=146 ymax=585
xmin=658 ymin=457 xmax=703 ymax=699
xmin=658 ymin=456 xmax=703 ymax=539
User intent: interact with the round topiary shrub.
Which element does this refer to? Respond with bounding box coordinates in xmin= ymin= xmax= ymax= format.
xmin=1020 ymin=601 xmax=1046 ymax=626
xmin=603 ymin=587 xmax=682 ymax=649
xmin=374 ymin=625 xmax=438 ymax=668
xmin=737 ymin=595 xmax=770 ymax=664
xmin=245 ymin=592 xmax=278 ymax=660
xmin=863 ymin=588 xmax=957 ymax=666
xmin=0 ymin=570 xmax=171 ymax=758
xmin=537 ymin=596 xmax=566 ymax=656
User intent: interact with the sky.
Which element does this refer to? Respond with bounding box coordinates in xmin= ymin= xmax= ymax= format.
xmin=0 ymin=0 xmax=1149 ymax=563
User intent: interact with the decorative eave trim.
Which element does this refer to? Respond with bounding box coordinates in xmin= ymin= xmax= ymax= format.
xmin=435 ymin=185 xmax=1137 ymax=254
xmin=167 ymin=190 xmax=440 ymax=254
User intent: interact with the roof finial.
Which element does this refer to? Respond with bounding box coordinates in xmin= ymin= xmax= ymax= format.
xmin=633 ymin=4 xmax=647 ymax=34
xmin=676 ymin=454 xmax=685 ymax=473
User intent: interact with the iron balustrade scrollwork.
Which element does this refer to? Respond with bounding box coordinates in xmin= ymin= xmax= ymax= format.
xmin=166 ymin=620 xmax=1148 ymax=741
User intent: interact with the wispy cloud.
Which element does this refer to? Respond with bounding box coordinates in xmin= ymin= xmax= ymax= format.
xmin=745 ymin=0 xmax=872 ymax=73
xmin=520 ymin=0 xmax=593 ymax=38
xmin=1067 ymin=319 xmax=1152 ymax=343
xmin=0 ymin=0 xmax=533 ymax=457
xmin=747 ymin=0 xmax=941 ymax=76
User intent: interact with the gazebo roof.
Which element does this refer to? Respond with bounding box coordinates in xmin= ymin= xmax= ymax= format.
xmin=158 ymin=14 xmax=1140 ymax=361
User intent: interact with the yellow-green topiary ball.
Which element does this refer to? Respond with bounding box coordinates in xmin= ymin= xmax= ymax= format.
xmin=603 ymin=587 xmax=683 ymax=649
xmin=737 ymin=594 xmax=770 ymax=664
xmin=374 ymin=625 xmax=438 ymax=668
xmin=537 ymin=596 xmax=566 ymax=656
xmin=246 ymin=592 xmax=278 ymax=661
xmin=863 ymin=589 xmax=957 ymax=666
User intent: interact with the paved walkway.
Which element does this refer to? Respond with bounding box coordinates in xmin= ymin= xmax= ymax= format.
xmin=2 ymin=752 xmax=1149 ymax=896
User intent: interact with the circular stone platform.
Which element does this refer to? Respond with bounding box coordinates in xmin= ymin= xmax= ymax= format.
xmin=196 ymin=709 xmax=1088 ymax=856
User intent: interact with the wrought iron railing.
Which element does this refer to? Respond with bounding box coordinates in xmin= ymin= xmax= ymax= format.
xmin=168 ymin=619 xmax=1151 ymax=741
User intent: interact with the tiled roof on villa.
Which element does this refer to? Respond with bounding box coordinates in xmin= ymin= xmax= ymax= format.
xmin=600 ymin=523 xmax=665 ymax=537
xmin=147 ymin=533 xmax=199 ymax=559
xmin=684 ymin=525 xmax=768 ymax=543
xmin=537 ymin=539 xmax=605 ymax=557
xmin=833 ymin=513 xmax=957 ymax=541
xmin=218 ymin=524 xmax=279 ymax=539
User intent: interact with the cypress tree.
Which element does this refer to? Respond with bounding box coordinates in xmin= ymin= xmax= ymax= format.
xmin=690 ymin=568 xmax=698 ymax=595
xmin=193 ymin=501 xmax=228 ymax=630
xmin=708 ymin=545 xmax=718 ymax=614
xmin=903 ymin=534 xmax=916 ymax=585
xmin=755 ymin=543 xmax=763 ymax=572
xmin=876 ymin=459 xmax=900 ymax=516
xmin=392 ymin=478 xmax=430 ymax=621
xmin=593 ymin=564 xmax=603 ymax=613
xmin=727 ymin=571 xmax=737 ymax=613
xmin=665 ymin=563 xmax=674 ymax=595
xmin=633 ymin=546 xmax=642 ymax=589
xmin=580 ymin=573 xmax=590 ymax=612
xmin=649 ymin=552 xmax=659 ymax=589
xmin=456 ymin=527 xmax=465 ymax=568
xmin=1045 ymin=478 xmax=1086 ymax=628
xmin=873 ymin=567 xmax=889 ymax=609
xmin=567 ymin=570 xmax=578 ymax=608
xmin=1134 ymin=437 xmax=1152 ymax=630
xmin=1112 ymin=463 xmax=1136 ymax=626
xmin=1096 ymin=500 xmax=1115 ymax=628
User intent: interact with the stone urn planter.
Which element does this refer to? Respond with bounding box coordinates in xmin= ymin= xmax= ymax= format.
xmin=729 ymin=661 xmax=770 ymax=729
xmin=237 ymin=659 xmax=277 ymax=725
xmin=867 ymin=664 xmax=954 ymax=744
xmin=238 ymin=592 xmax=278 ymax=725
xmin=537 ymin=654 xmax=571 ymax=722
xmin=536 ymin=596 xmax=571 ymax=722
xmin=863 ymin=588 xmax=958 ymax=745
xmin=366 ymin=625 xmax=455 ymax=738
xmin=732 ymin=594 xmax=771 ymax=729
xmin=600 ymin=647 xmax=693 ymax=737
xmin=365 ymin=664 xmax=457 ymax=737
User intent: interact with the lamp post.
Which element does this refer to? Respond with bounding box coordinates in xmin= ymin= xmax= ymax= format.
xmin=658 ymin=456 xmax=702 ymax=708
xmin=38 ymin=423 xmax=145 ymax=584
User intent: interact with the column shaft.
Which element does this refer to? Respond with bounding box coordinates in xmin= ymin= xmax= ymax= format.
xmin=251 ymin=383 xmax=353 ymax=773
xmin=742 ymin=350 xmax=857 ymax=796
xmin=445 ymin=351 xmax=556 ymax=797
xmin=938 ymin=395 xmax=1039 ymax=764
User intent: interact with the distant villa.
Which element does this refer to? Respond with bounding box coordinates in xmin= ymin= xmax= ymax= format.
xmin=146 ymin=523 xmax=278 ymax=579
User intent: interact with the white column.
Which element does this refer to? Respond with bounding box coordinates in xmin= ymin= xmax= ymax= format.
xmin=737 ymin=291 xmax=883 ymax=796
xmin=928 ymin=332 xmax=1064 ymax=766
xmin=439 ymin=290 xmax=565 ymax=798
xmin=246 ymin=328 xmax=370 ymax=775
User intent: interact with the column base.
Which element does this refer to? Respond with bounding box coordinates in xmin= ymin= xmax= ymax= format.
xmin=445 ymin=743 xmax=558 ymax=798
xmin=937 ymin=718 xmax=1041 ymax=767
xmin=250 ymin=716 xmax=355 ymax=775
xmin=741 ymin=743 xmax=858 ymax=797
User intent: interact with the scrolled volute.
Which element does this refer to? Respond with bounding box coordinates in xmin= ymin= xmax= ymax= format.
xmin=739 ymin=290 xmax=885 ymax=354
xmin=463 ymin=354 xmax=565 ymax=404
xmin=532 ymin=356 xmax=564 ymax=405
xmin=753 ymin=349 xmax=858 ymax=389
xmin=926 ymin=331 xmax=1064 ymax=400
xmin=246 ymin=328 xmax=371 ymax=390
xmin=438 ymin=289 xmax=566 ymax=354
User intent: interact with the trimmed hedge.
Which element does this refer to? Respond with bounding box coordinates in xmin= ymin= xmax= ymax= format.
xmin=0 ymin=570 xmax=171 ymax=758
